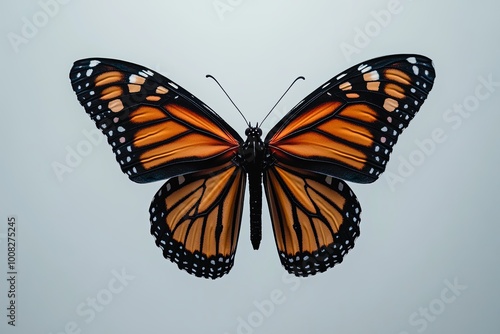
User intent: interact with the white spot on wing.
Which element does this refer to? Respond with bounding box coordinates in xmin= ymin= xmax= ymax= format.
xmin=360 ymin=65 xmax=372 ymax=73
xmin=363 ymin=70 xmax=379 ymax=81
xmin=407 ymin=57 xmax=417 ymax=64
xmin=89 ymin=60 xmax=100 ymax=67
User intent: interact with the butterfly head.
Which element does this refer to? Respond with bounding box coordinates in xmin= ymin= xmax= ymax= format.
xmin=245 ymin=123 xmax=263 ymax=138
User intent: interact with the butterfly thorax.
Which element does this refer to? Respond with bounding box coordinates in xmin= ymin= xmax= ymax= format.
xmin=237 ymin=125 xmax=265 ymax=250
xmin=238 ymin=126 xmax=265 ymax=166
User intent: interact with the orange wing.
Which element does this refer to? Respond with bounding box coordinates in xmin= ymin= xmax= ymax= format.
xmin=70 ymin=59 xmax=247 ymax=279
xmin=265 ymin=54 xmax=435 ymax=183
xmin=263 ymin=54 xmax=435 ymax=276
xmin=264 ymin=164 xmax=360 ymax=276
xmin=69 ymin=58 xmax=242 ymax=183
xmin=150 ymin=162 xmax=246 ymax=279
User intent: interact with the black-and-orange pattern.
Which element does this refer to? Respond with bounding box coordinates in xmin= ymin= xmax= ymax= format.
xmin=264 ymin=55 xmax=434 ymax=274
xmin=70 ymin=54 xmax=435 ymax=279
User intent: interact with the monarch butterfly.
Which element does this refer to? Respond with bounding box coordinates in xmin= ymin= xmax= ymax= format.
xmin=69 ymin=54 xmax=435 ymax=279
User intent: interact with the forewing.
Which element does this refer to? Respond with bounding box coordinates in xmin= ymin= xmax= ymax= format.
xmin=264 ymin=164 xmax=361 ymax=276
xmin=69 ymin=58 xmax=242 ymax=183
xmin=150 ymin=162 xmax=246 ymax=279
xmin=266 ymin=54 xmax=435 ymax=183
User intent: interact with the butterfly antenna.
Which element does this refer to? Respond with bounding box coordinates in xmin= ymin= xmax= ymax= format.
xmin=206 ymin=74 xmax=249 ymax=126
xmin=259 ymin=76 xmax=305 ymax=127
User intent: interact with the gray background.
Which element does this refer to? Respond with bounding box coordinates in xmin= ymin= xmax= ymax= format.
xmin=1 ymin=0 xmax=499 ymax=333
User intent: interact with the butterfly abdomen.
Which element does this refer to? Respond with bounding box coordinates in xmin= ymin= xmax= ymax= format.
xmin=248 ymin=168 xmax=262 ymax=250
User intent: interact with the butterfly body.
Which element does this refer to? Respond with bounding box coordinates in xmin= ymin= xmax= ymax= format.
xmin=70 ymin=54 xmax=435 ymax=279
xmin=237 ymin=125 xmax=266 ymax=250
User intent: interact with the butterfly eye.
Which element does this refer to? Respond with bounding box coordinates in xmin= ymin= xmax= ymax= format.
xmin=245 ymin=128 xmax=251 ymax=136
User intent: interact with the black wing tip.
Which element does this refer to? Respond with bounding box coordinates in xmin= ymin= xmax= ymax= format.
xmin=355 ymin=54 xmax=435 ymax=78
xmin=69 ymin=58 xmax=107 ymax=85
xmin=69 ymin=57 xmax=158 ymax=83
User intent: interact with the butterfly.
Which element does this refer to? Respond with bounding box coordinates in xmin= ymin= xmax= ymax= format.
xmin=69 ymin=54 xmax=435 ymax=279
